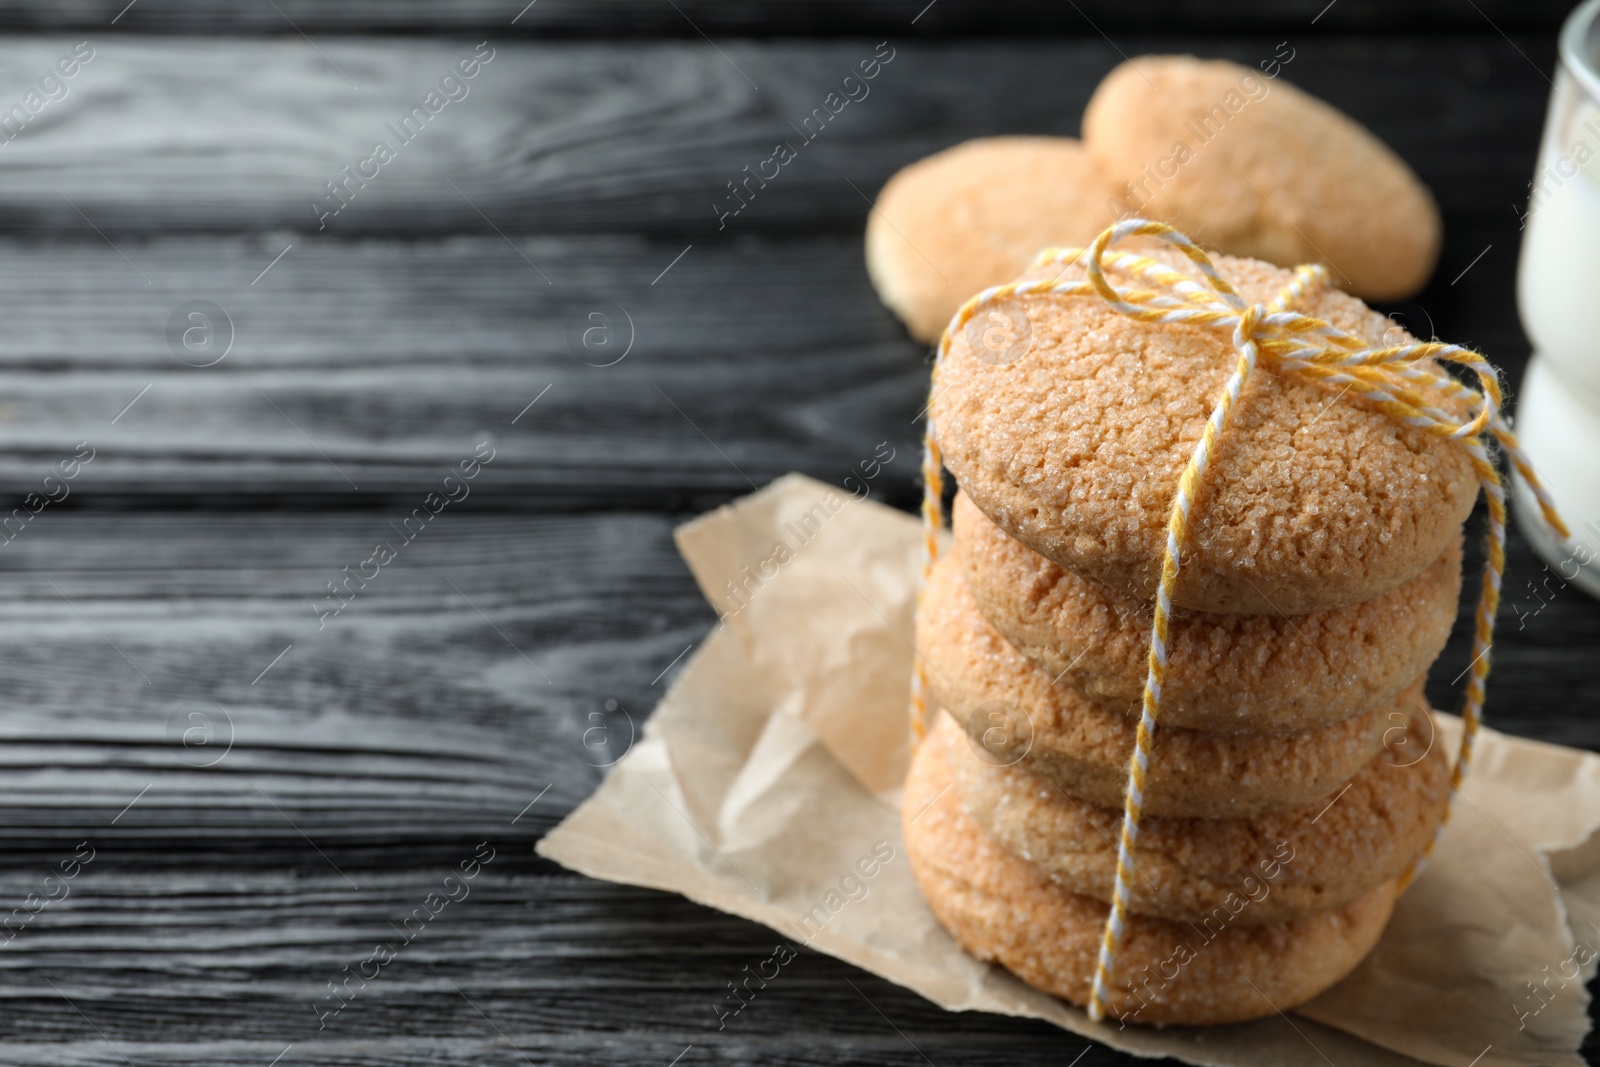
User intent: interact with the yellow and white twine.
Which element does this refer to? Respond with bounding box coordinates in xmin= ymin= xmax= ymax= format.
xmin=908 ymin=218 xmax=1570 ymax=1023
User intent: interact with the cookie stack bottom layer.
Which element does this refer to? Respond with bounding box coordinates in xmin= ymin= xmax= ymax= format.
xmin=939 ymin=712 xmax=1448 ymax=924
xmin=904 ymin=723 xmax=1399 ymax=1025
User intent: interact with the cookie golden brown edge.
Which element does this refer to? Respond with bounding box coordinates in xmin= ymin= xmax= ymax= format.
xmin=953 ymin=490 xmax=1463 ymax=732
xmin=939 ymin=710 xmax=1448 ymax=924
xmin=904 ymin=718 xmax=1399 ymax=1025
xmin=917 ymin=552 xmax=1392 ymax=817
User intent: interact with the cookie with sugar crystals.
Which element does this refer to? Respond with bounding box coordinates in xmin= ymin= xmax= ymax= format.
xmin=866 ymin=137 xmax=1120 ymax=343
xmin=903 ymin=724 xmax=1399 ymax=1025
xmin=929 ymin=249 xmax=1477 ymax=615
xmin=936 ymin=708 xmax=1447 ymax=925
xmin=916 ymin=553 xmax=1388 ymax=817
xmin=1083 ymin=55 xmax=1440 ymax=301
xmin=953 ymin=491 xmax=1462 ymax=732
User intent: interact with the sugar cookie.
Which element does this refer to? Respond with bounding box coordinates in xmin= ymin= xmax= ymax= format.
xmin=866 ymin=137 xmax=1119 ymax=343
xmin=953 ymin=491 xmax=1462 ymax=732
xmin=937 ymin=710 xmax=1446 ymax=924
xmin=1083 ymin=55 xmax=1440 ymax=301
xmin=929 ymin=249 xmax=1477 ymax=614
xmin=904 ymin=726 xmax=1398 ymax=1025
xmin=916 ymin=553 xmax=1388 ymax=816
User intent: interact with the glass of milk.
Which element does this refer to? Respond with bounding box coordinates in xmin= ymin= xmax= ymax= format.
xmin=1515 ymin=0 xmax=1600 ymax=599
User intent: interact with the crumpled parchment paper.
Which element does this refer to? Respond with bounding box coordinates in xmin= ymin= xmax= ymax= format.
xmin=540 ymin=473 xmax=1600 ymax=1067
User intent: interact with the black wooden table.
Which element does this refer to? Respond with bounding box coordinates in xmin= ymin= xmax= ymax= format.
xmin=1 ymin=2 xmax=1597 ymax=1064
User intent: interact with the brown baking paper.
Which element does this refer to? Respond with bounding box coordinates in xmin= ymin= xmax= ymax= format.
xmin=539 ymin=474 xmax=1600 ymax=1067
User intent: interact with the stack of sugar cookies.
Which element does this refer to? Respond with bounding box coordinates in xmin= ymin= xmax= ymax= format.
xmin=899 ymin=242 xmax=1475 ymax=1024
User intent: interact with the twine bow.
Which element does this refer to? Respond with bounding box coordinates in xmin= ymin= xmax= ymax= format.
xmin=910 ymin=218 xmax=1570 ymax=1023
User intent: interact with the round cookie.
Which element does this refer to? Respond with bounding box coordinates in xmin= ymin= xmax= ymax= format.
xmin=953 ymin=490 xmax=1463 ymax=732
xmin=916 ymin=552 xmax=1388 ymax=817
xmin=866 ymin=137 xmax=1120 ymax=343
xmin=937 ymin=707 xmax=1447 ymax=924
xmin=904 ymin=727 xmax=1399 ymax=1025
xmin=1083 ymin=55 xmax=1440 ymax=301
xmin=929 ymin=248 xmax=1478 ymax=615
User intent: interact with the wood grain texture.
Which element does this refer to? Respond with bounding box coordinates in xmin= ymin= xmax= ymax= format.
xmin=0 ymin=853 xmax=1168 ymax=1066
xmin=0 ymin=235 xmax=924 ymax=503
xmin=0 ymin=0 xmax=1574 ymax=35
xmin=0 ymin=510 xmax=718 ymax=846
xmin=0 ymin=37 xmax=1552 ymax=236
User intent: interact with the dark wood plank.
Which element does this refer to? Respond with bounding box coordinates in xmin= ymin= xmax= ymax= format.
xmin=0 ymin=234 xmax=924 ymax=504
xmin=0 ymin=849 xmax=1171 ymax=1067
xmin=0 ymin=0 xmax=1572 ymax=35
xmin=0 ymin=37 xmax=1552 ymax=236
xmin=0 ymin=510 xmax=720 ymax=844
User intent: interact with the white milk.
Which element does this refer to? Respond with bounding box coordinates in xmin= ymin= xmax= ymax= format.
xmin=1512 ymin=359 xmax=1600 ymax=599
xmin=1518 ymin=87 xmax=1600 ymax=386
xmin=1515 ymin=45 xmax=1600 ymax=597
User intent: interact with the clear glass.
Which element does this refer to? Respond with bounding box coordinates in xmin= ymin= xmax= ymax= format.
xmin=1514 ymin=0 xmax=1600 ymax=599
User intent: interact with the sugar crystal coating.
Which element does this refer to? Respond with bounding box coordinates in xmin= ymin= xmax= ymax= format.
xmin=904 ymin=722 xmax=1399 ymax=1025
xmin=930 ymin=249 xmax=1477 ymax=614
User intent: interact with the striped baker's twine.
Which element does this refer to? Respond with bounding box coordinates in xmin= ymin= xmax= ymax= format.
xmin=907 ymin=218 xmax=1570 ymax=1023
